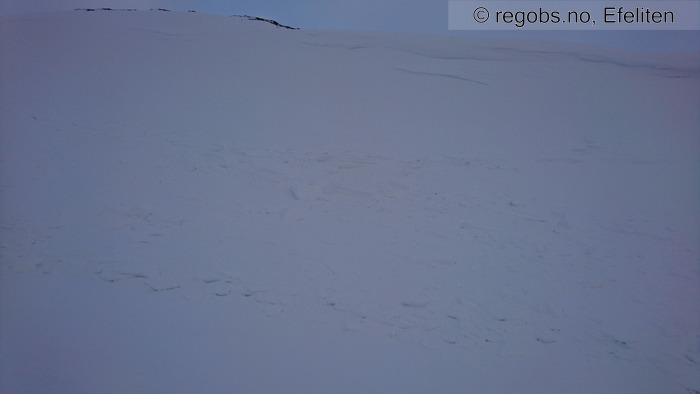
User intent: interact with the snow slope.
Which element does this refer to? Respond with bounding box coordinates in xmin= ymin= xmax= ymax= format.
xmin=1 ymin=9 xmax=699 ymax=393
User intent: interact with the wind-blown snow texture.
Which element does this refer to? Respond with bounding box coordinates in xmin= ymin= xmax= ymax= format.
xmin=1 ymin=10 xmax=699 ymax=394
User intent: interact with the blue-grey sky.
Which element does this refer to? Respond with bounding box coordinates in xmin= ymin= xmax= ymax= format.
xmin=1 ymin=0 xmax=698 ymax=52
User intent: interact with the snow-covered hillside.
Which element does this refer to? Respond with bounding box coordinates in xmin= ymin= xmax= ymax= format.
xmin=1 ymin=9 xmax=698 ymax=393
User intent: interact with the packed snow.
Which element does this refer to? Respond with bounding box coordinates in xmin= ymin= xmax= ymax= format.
xmin=1 ymin=9 xmax=698 ymax=393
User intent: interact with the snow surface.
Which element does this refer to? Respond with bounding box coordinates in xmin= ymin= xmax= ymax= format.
xmin=1 ymin=9 xmax=699 ymax=393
